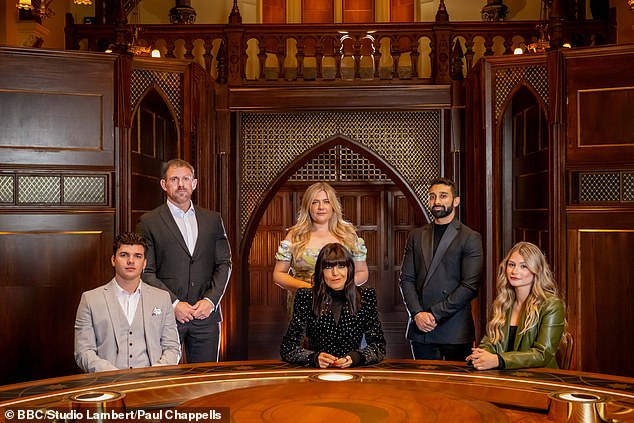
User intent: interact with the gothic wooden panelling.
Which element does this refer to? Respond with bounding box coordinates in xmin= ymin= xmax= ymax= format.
xmin=559 ymin=45 xmax=634 ymax=377
xmin=568 ymin=229 xmax=634 ymax=376
xmin=250 ymin=193 xmax=288 ymax=309
xmin=0 ymin=91 xmax=102 ymax=150
xmin=0 ymin=215 xmax=114 ymax=384
xmin=577 ymin=88 xmax=634 ymax=147
xmin=564 ymin=46 xmax=634 ymax=165
xmin=0 ymin=48 xmax=116 ymax=167
xmin=0 ymin=47 xmax=119 ymax=384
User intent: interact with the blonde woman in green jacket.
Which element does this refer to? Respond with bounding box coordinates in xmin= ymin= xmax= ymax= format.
xmin=467 ymin=242 xmax=565 ymax=370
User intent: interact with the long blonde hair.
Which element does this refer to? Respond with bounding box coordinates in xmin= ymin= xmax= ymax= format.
xmin=486 ymin=242 xmax=562 ymax=344
xmin=287 ymin=182 xmax=360 ymax=257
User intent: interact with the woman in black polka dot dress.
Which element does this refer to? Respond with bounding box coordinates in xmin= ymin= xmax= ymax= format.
xmin=280 ymin=243 xmax=386 ymax=368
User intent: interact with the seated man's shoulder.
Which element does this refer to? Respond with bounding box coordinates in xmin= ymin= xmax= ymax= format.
xmin=82 ymin=282 xmax=110 ymax=297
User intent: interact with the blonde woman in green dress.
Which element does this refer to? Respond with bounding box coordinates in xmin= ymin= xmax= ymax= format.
xmin=273 ymin=182 xmax=368 ymax=314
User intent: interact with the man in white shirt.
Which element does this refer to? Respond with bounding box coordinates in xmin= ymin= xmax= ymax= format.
xmin=137 ymin=159 xmax=232 ymax=363
xmin=74 ymin=232 xmax=181 ymax=373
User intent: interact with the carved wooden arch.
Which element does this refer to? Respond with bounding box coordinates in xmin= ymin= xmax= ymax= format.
xmin=494 ymin=81 xmax=551 ymax=258
xmin=496 ymin=80 xmax=548 ymax=131
xmin=131 ymin=83 xmax=182 ymax=143
xmin=238 ymin=134 xmax=430 ymax=320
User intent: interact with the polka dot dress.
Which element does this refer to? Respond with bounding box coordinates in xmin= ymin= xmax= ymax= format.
xmin=280 ymin=287 xmax=386 ymax=367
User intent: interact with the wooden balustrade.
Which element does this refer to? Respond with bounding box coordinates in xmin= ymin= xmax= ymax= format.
xmin=65 ymin=13 xmax=609 ymax=86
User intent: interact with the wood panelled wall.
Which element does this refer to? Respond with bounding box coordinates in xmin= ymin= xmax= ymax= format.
xmin=465 ymin=45 xmax=634 ymax=377
xmin=0 ymin=48 xmax=118 ymax=384
xmin=556 ymin=45 xmax=634 ymax=376
xmin=1 ymin=42 xmax=632 ymax=385
xmin=0 ymin=48 xmax=214 ymax=385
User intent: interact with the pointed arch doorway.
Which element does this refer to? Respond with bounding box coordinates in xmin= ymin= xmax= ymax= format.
xmin=129 ymin=87 xmax=180 ymax=225
xmin=246 ymin=136 xmax=426 ymax=360
xmin=500 ymin=85 xmax=550 ymax=256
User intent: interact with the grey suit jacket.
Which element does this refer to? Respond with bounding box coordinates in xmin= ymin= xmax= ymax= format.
xmin=399 ymin=217 xmax=483 ymax=344
xmin=136 ymin=204 xmax=232 ymax=323
xmin=74 ymin=279 xmax=181 ymax=373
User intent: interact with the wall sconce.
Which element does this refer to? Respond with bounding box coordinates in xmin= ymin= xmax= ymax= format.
xmin=16 ymin=0 xmax=55 ymax=18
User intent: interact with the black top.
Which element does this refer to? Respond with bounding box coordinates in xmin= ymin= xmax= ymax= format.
xmin=280 ymin=288 xmax=386 ymax=368
xmin=508 ymin=325 xmax=519 ymax=351
xmin=433 ymin=222 xmax=450 ymax=255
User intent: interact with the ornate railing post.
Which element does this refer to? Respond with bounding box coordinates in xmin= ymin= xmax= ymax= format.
xmin=433 ymin=0 xmax=452 ymax=84
xmin=225 ymin=0 xmax=244 ymax=86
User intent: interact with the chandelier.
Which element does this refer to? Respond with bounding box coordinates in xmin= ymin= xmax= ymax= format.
xmin=74 ymin=0 xmax=92 ymax=4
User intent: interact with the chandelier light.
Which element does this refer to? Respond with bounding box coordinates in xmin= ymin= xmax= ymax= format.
xmin=74 ymin=0 xmax=93 ymax=4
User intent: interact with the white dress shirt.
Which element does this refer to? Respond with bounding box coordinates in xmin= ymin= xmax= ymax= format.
xmin=114 ymin=281 xmax=142 ymax=325
xmin=166 ymin=200 xmax=198 ymax=255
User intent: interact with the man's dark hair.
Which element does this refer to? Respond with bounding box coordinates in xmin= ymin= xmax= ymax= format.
xmin=113 ymin=232 xmax=148 ymax=256
xmin=162 ymin=159 xmax=195 ymax=180
xmin=429 ymin=177 xmax=458 ymax=197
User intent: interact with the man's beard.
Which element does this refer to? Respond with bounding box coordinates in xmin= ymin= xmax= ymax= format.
xmin=431 ymin=204 xmax=453 ymax=219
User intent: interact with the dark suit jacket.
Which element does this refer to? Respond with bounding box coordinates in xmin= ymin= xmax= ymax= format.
xmin=137 ymin=204 xmax=232 ymax=324
xmin=479 ymin=296 xmax=565 ymax=369
xmin=399 ymin=217 xmax=483 ymax=344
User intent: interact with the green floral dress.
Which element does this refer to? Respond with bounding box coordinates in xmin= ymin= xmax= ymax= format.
xmin=275 ymin=238 xmax=368 ymax=317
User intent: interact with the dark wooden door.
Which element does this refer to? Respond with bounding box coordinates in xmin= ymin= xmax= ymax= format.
xmin=502 ymin=86 xmax=549 ymax=255
xmin=131 ymin=89 xmax=179 ymax=225
xmin=248 ymin=183 xmax=422 ymax=359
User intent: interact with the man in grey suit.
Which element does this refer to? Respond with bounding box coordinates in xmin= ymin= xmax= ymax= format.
xmin=399 ymin=178 xmax=483 ymax=361
xmin=74 ymin=232 xmax=181 ymax=373
xmin=137 ymin=159 xmax=232 ymax=363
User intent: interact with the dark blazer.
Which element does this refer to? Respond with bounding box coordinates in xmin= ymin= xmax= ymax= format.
xmin=399 ymin=217 xmax=483 ymax=344
xmin=137 ymin=204 xmax=232 ymax=324
xmin=280 ymin=288 xmax=386 ymax=367
xmin=479 ymin=296 xmax=565 ymax=369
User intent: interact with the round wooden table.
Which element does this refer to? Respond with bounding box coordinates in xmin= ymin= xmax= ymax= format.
xmin=1 ymin=360 xmax=633 ymax=422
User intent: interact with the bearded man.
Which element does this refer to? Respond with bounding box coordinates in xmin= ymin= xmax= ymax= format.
xmin=399 ymin=178 xmax=483 ymax=361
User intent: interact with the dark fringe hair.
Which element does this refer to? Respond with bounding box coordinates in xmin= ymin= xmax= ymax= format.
xmin=113 ymin=232 xmax=148 ymax=256
xmin=312 ymin=242 xmax=361 ymax=316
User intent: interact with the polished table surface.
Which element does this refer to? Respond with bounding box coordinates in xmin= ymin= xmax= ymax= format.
xmin=1 ymin=360 xmax=633 ymax=422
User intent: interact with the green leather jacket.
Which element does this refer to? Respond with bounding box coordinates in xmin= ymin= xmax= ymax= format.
xmin=478 ymin=296 xmax=565 ymax=369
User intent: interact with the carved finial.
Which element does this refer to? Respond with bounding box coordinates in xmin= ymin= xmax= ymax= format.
xmin=435 ymin=0 xmax=449 ymax=23
xmin=229 ymin=0 xmax=242 ymax=24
